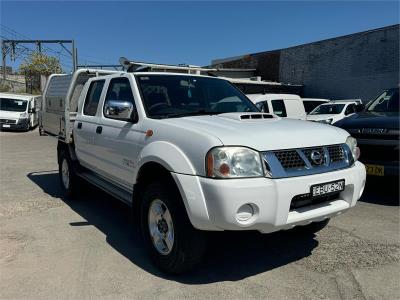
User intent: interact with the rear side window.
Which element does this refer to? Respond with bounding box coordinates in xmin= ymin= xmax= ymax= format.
xmin=271 ymin=100 xmax=287 ymax=117
xmin=83 ymin=80 xmax=105 ymax=116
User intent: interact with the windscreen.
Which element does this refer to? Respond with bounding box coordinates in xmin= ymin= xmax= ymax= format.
xmin=0 ymin=98 xmax=28 ymax=112
xmin=367 ymin=88 xmax=399 ymax=113
xmin=310 ymin=104 xmax=345 ymax=115
xmin=136 ymin=75 xmax=258 ymax=119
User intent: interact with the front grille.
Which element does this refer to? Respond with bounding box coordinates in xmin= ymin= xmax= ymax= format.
xmin=0 ymin=119 xmax=16 ymax=124
xmin=274 ymin=150 xmax=305 ymax=169
xmin=262 ymin=144 xmax=351 ymax=178
xmin=359 ymin=144 xmax=399 ymax=162
xmin=290 ymin=192 xmax=340 ymax=210
xmin=328 ymin=145 xmax=345 ymax=162
xmin=352 ymin=133 xmax=399 ymax=140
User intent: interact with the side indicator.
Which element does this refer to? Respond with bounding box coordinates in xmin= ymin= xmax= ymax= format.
xmin=146 ymin=129 xmax=153 ymax=137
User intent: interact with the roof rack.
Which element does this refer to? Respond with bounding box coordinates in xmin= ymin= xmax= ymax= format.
xmin=119 ymin=57 xmax=256 ymax=76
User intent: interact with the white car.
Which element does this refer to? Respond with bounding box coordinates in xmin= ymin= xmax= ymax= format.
xmin=307 ymin=100 xmax=362 ymax=124
xmin=302 ymin=98 xmax=330 ymax=114
xmin=246 ymin=93 xmax=306 ymax=120
xmin=40 ymin=69 xmax=366 ymax=274
xmin=0 ymin=93 xmax=41 ymax=131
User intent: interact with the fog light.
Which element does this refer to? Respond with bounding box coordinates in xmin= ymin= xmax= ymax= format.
xmin=236 ymin=204 xmax=256 ymax=223
xmin=359 ymin=179 xmax=366 ymax=198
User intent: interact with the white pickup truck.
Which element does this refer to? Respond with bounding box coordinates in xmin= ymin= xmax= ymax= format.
xmin=40 ymin=68 xmax=366 ymax=274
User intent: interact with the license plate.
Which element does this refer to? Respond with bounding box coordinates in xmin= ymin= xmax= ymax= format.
xmin=311 ymin=180 xmax=345 ymax=197
xmin=365 ymin=164 xmax=384 ymax=176
xmin=2 ymin=124 xmax=10 ymax=128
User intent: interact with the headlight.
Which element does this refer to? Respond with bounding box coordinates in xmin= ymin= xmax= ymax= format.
xmin=206 ymin=147 xmax=264 ymax=178
xmin=318 ymin=118 xmax=333 ymax=124
xmin=19 ymin=112 xmax=28 ymax=119
xmin=346 ymin=136 xmax=360 ymax=161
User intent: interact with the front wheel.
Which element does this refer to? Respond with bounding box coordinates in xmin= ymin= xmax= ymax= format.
xmin=140 ymin=182 xmax=207 ymax=274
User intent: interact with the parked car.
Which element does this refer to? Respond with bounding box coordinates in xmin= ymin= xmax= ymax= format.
xmin=246 ymin=93 xmax=306 ymax=120
xmin=0 ymin=93 xmax=41 ymax=131
xmin=302 ymin=98 xmax=330 ymax=114
xmin=335 ymin=88 xmax=399 ymax=177
xmin=307 ymin=100 xmax=363 ymax=124
xmin=40 ymin=68 xmax=366 ymax=274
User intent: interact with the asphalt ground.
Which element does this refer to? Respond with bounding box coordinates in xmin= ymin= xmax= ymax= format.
xmin=0 ymin=129 xmax=399 ymax=299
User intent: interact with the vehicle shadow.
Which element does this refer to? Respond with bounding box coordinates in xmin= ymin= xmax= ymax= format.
xmin=27 ymin=171 xmax=319 ymax=283
xmin=360 ymin=176 xmax=399 ymax=206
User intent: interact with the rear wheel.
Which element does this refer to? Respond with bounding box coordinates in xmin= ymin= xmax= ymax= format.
xmin=58 ymin=150 xmax=78 ymax=198
xmin=140 ymin=182 xmax=207 ymax=274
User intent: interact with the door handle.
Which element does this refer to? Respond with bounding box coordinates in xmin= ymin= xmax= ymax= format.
xmin=96 ymin=126 xmax=103 ymax=134
xmin=77 ymin=122 xmax=82 ymax=129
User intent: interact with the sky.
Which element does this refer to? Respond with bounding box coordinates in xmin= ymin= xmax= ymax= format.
xmin=1 ymin=1 xmax=399 ymax=72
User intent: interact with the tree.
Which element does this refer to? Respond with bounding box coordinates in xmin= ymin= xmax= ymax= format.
xmin=19 ymin=52 xmax=63 ymax=93
xmin=19 ymin=52 xmax=62 ymax=75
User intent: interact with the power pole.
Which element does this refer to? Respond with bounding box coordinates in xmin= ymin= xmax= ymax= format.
xmin=2 ymin=40 xmax=7 ymax=79
xmin=1 ymin=39 xmax=77 ymax=76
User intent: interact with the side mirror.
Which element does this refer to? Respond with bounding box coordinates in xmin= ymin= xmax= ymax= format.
xmin=104 ymin=100 xmax=138 ymax=123
xmin=355 ymin=104 xmax=365 ymax=113
xmin=29 ymin=108 xmax=36 ymax=113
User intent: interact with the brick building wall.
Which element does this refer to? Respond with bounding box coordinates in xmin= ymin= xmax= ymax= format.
xmin=212 ymin=25 xmax=399 ymax=102
xmin=279 ymin=25 xmax=399 ymax=101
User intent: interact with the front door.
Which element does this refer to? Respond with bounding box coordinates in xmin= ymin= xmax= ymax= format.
xmin=93 ymin=76 xmax=143 ymax=190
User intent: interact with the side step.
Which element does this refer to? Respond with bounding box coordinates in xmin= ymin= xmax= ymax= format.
xmin=78 ymin=171 xmax=133 ymax=206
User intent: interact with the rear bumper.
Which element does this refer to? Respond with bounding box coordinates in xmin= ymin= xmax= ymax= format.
xmin=172 ymin=161 xmax=366 ymax=233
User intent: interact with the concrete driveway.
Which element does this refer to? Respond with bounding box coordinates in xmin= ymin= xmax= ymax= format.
xmin=0 ymin=129 xmax=399 ymax=299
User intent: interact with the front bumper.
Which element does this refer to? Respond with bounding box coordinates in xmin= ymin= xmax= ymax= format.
xmin=357 ymin=139 xmax=399 ymax=176
xmin=172 ymin=161 xmax=366 ymax=233
xmin=0 ymin=119 xmax=28 ymax=131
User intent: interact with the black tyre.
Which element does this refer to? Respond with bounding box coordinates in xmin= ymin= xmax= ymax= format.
xmin=295 ymin=219 xmax=330 ymax=234
xmin=58 ymin=150 xmax=78 ymax=198
xmin=140 ymin=182 xmax=207 ymax=274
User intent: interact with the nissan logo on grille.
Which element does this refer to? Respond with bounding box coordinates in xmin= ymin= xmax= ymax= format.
xmin=310 ymin=150 xmax=324 ymax=165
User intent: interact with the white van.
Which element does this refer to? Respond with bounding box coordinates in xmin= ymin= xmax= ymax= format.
xmin=0 ymin=93 xmax=41 ymax=131
xmin=246 ymin=93 xmax=306 ymax=120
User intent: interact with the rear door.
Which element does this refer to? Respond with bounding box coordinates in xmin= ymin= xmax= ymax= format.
xmin=93 ymin=76 xmax=143 ymax=190
xmin=74 ymin=79 xmax=106 ymax=170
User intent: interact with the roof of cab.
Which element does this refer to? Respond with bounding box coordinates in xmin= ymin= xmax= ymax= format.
xmin=246 ymin=93 xmax=301 ymax=103
xmin=0 ymin=92 xmax=40 ymax=100
xmin=301 ymin=98 xmax=330 ymax=102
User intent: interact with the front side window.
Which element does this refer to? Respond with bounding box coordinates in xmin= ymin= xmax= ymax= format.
xmin=345 ymin=104 xmax=355 ymax=115
xmin=303 ymin=101 xmax=327 ymax=114
xmin=310 ymin=104 xmax=345 ymax=115
xmin=256 ymin=101 xmax=269 ymax=113
xmin=136 ymin=75 xmax=258 ymax=119
xmin=271 ymin=100 xmax=287 ymax=117
xmin=0 ymin=98 xmax=28 ymax=112
xmin=105 ymin=77 xmax=135 ymax=104
xmin=83 ymin=80 xmax=105 ymax=116
xmin=367 ymin=88 xmax=399 ymax=113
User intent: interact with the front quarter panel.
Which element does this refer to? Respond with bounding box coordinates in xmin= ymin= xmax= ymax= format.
xmin=136 ymin=141 xmax=196 ymax=178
